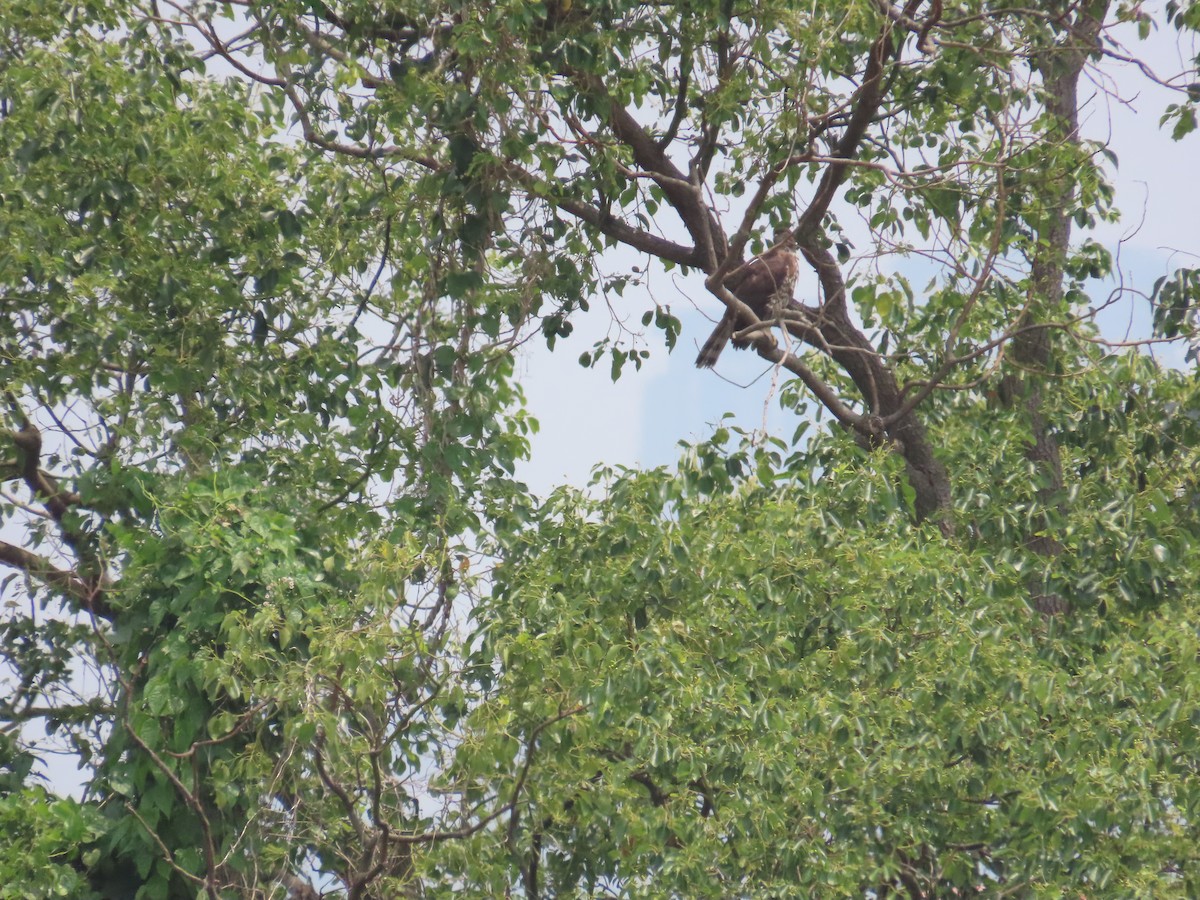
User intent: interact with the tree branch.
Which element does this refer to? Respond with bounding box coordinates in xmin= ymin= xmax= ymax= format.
xmin=5 ymin=423 xmax=112 ymax=614
xmin=554 ymin=195 xmax=702 ymax=268
xmin=795 ymin=12 xmax=907 ymax=240
xmin=789 ymin=240 xmax=953 ymax=529
xmin=10 ymin=425 xmax=81 ymax=530
xmin=389 ymin=704 xmax=583 ymax=846
xmin=0 ymin=540 xmax=95 ymax=605
xmin=701 ymin=281 xmax=866 ymax=430
xmin=573 ymin=72 xmax=726 ymax=262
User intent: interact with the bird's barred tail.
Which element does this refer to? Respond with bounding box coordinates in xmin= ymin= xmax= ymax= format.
xmin=695 ymin=315 xmax=734 ymax=368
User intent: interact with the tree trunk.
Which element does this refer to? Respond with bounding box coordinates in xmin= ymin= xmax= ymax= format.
xmin=1007 ymin=1 xmax=1109 ymax=615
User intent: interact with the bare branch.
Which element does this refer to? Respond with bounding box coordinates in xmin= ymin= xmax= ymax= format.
xmin=0 ymin=540 xmax=95 ymax=605
xmin=121 ymin=717 xmax=223 ymax=900
xmin=796 ymin=15 xmax=905 ymax=240
xmin=389 ymin=704 xmax=584 ymax=847
xmin=702 ymin=280 xmax=865 ymax=430
xmin=501 ymin=162 xmax=701 ymax=267
xmin=573 ymin=71 xmax=726 ymax=263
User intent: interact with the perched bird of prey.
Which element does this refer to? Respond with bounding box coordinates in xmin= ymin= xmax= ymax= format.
xmin=695 ymin=229 xmax=799 ymax=368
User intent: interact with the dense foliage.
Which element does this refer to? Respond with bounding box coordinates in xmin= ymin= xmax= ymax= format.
xmin=2 ymin=0 xmax=1199 ymax=897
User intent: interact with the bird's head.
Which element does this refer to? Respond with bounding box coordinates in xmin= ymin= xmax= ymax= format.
xmin=772 ymin=226 xmax=797 ymax=249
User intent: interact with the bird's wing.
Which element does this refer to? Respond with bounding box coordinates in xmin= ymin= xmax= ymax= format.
xmin=722 ymin=255 xmax=761 ymax=292
xmin=725 ymin=251 xmax=793 ymax=312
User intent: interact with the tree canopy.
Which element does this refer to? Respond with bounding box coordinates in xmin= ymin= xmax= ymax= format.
xmin=2 ymin=0 xmax=1200 ymax=897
